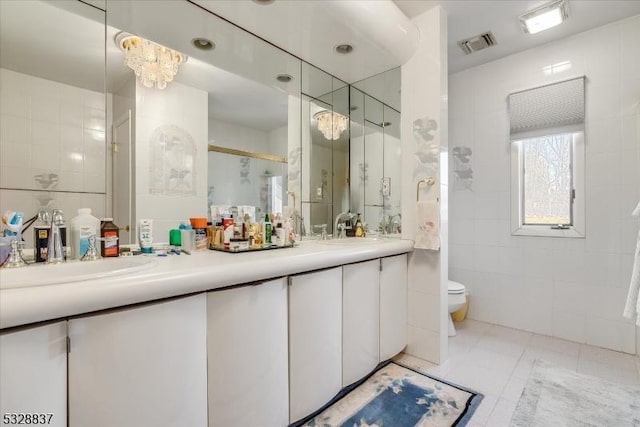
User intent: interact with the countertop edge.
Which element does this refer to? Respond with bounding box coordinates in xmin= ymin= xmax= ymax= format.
xmin=1 ymin=239 xmax=414 ymax=330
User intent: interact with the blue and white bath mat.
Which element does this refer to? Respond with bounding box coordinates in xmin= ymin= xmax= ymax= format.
xmin=297 ymin=361 xmax=483 ymax=427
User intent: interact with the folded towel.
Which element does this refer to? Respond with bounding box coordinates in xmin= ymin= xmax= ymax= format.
xmin=415 ymin=200 xmax=440 ymax=250
xmin=623 ymin=202 xmax=640 ymax=326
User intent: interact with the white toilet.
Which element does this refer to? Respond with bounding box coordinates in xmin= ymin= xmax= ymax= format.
xmin=448 ymin=280 xmax=467 ymax=337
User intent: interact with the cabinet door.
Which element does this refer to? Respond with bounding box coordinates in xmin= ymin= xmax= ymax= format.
xmin=0 ymin=322 xmax=67 ymax=427
xmin=380 ymin=254 xmax=408 ymax=360
xmin=342 ymin=259 xmax=379 ymax=387
xmin=289 ymin=267 xmax=342 ymax=423
xmin=68 ymin=294 xmax=207 ymax=427
xmin=207 ymin=278 xmax=288 ymax=427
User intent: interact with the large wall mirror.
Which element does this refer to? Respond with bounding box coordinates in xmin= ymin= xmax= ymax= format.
xmin=0 ymin=0 xmax=106 ymax=247
xmin=301 ymin=63 xmax=349 ymax=236
xmin=350 ymin=72 xmax=402 ymax=236
xmin=105 ymin=0 xmax=303 ymax=243
xmin=0 ymin=0 xmax=402 ymax=247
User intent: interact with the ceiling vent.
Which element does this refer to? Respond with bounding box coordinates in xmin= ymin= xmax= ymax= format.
xmin=457 ymin=32 xmax=497 ymax=55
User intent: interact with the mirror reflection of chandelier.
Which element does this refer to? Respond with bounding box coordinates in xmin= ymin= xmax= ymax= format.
xmin=116 ymin=32 xmax=186 ymax=90
xmin=313 ymin=110 xmax=348 ymax=140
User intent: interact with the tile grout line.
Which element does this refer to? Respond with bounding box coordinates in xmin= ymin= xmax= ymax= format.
xmin=478 ymin=323 xmax=526 ymax=425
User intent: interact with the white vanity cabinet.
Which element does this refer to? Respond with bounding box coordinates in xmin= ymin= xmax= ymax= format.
xmin=379 ymin=253 xmax=408 ymax=361
xmin=67 ymin=294 xmax=208 ymax=427
xmin=342 ymin=259 xmax=380 ymax=387
xmin=288 ymin=267 xmax=342 ymax=423
xmin=207 ymin=278 xmax=289 ymax=427
xmin=0 ymin=321 xmax=67 ymax=427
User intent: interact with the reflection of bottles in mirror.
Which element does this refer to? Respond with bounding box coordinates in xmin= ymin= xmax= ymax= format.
xmin=263 ymin=214 xmax=272 ymax=246
xmin=252 ymin=223 xmax=263 ymax=247
xmin=345 ymin=213 xmax=354 ymax=238
xmin=223 ymin=218 xmax=234 ymax=249
xmin=355 ymin=213 xmax=364 ymax=237
xmin=285 ymin=218 xmax=294 ymax=245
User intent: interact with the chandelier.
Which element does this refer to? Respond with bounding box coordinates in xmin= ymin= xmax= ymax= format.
xmin=116 ymin=32 xmax=186 ymax=90
xmin=313 ymin=110 xmax=348 ymax=140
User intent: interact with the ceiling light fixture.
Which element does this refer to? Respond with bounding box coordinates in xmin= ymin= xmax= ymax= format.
xmin=116 ymin=32 xmax=186 ymax=90
xmin=313 ymin=110 xmax=348 ymax=140
xmin=519 ymin=0 xmax=570 ymax=35
xmin=334 ymin=44 xmax=354 ymax=55
xmin=192 ymin=37 xmax=215 ymax=51
xmin=276 ymin=74 xmax=293 ymax=83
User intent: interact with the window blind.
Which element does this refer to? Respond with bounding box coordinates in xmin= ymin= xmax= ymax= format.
xmin=509 ymin=76 xmax=585 ymax=139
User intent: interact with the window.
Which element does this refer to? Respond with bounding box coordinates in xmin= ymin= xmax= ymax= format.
xmin=523 ymin=133 xmax=572 ymax=225
xmin=509 ymin=77 xmax=585 ymax=238
xmin=512 ymin=132 xmax=584 ymax=237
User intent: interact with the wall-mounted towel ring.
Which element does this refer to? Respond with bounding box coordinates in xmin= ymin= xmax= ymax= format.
xmin=416 ymin=177 xmax=436 ymax=201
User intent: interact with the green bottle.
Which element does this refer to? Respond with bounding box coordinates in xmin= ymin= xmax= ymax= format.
xmin=263 ymin=213 xmax=272 ymax=246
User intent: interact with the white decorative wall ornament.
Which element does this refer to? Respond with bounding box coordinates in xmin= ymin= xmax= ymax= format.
xmin=207 ymin=185 xmax=216 ymax=209
xmin=149 ymin=125 xmax=196 ymax=196
xmin=412 ymin=117 xmax=439 ymax=183
xmin=452 ymin=146 xmax=473 ymax=191
xmin=359 ymin=162 xmax=369 ymax=185
xmin=287 ymin=147 xmax=301 ymax=183
xmin=33 ymin=173 xmax=59 ymax=190
xmin=239 ymin=157 xmax=251 ymax=184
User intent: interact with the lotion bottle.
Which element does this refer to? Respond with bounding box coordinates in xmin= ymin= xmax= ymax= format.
xmin=138 ymin=219 xmax=153 ymax=254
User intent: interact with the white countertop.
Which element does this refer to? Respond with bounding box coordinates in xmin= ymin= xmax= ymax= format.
xmin=0 ymin=238 xmax=413 ymax=330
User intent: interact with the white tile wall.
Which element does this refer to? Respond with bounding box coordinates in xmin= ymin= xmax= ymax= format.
xmin=401 ymin=6 xmax=448 ymax=363
xmin=449 ymin=15 xmax=640 ymax=354
xmin=0 ymin=69 xmax=107 ymax=247
xmin=0 ymin=68 xmax=106 ymax=194
xmin=134 ymin=80 xmax=208 ymax=243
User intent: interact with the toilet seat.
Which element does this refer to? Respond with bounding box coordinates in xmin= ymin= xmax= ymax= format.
xmin=448 ymin=280 xmax=465 ymax=295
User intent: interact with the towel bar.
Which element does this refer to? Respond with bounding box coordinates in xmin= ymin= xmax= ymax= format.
xmin=416 ymin=178 xmax=436 ymax=201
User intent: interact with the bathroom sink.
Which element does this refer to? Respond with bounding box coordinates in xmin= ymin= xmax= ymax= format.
xmin=0 ymin=256 xmax=156 ymax=290
xmin=318 ymin=237 xmax=387 ymax=246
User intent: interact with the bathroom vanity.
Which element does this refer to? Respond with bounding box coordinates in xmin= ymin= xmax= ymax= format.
xmin=0 ymin=238 xmax=411 ymax=427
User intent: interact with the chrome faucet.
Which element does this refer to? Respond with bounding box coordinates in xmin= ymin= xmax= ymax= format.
xmin=334 ymin=211 xmax=353 ymax=238
xmin=386 ymin=213 xmax=402 ymax=234
xmin=46 ymin=209 xmax=65 ymax=264
xmin=3 ymin=238 xmax=27 ymax=268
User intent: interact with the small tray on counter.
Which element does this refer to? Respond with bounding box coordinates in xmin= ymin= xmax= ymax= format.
xmin=209 ymin=243 xmax=296 ymax=253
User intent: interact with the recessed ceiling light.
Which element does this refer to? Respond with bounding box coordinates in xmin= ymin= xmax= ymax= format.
xmin=276 ymin=74 xmax=293 ymax=83
xmin=334 ymin=44 xmax=354 ymax=55
xmin=191 ymin=37 xmax=215 ymax=50
xmin=252 ymin=0 xmax=275 ymax=4
xmin=519 ymin=0 xmax=570 ymax=35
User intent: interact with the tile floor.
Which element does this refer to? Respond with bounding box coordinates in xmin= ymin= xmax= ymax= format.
xmin=395 ymin=319 xmax=640 ymax=427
